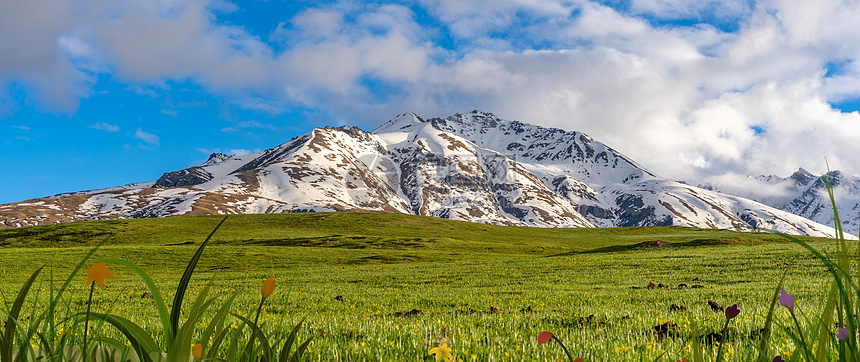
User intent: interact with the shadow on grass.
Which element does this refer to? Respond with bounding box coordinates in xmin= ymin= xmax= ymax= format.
xmin=0 ymin=220 xmax=128 ymax=247
xmin=549 ymin=236 xmax=777 ymax=257
xmin=547 ymin=240 xmax=675 ymax=256
xmin=235 ymin=235 xmax=435 ymax=249
xmin=345 ymin=254 xmax=429 ymax=264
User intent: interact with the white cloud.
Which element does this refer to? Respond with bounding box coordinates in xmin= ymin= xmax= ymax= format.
xmin=160 ymin=109 xmax=178 ymax=117
xmin=195 ymin=147 xmax=259 ymax=157
xmin=134 ymin=128 xmax=160 ymax=146
xmin=417 ymin=0 xmax=572 ymax=40
xmin=0 ymin=0 xmax=88 ymax=112
xmin=221 ymin=120 xmax=278 ymax=133
xmin=89 ymin=122 xmax=120 ymax=132
xmin=229 ymin=149 xmax=258 ymax=156
xmin=626 ymin=0 xmax=751 ymax=19
xmin=3 ymin=0 xmax=860 ymax=183
xmin=276 ymin=4 xmax=432 ymax=95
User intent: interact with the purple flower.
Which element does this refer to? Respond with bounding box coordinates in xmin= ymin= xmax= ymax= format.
xmin=725 ymin=304 xmax=740 ymax=320
xmin=779 ymin=289 xmax=794 ymax=312
xmin=837 ymin=327 xmax=850 ymax=341
xmin=772 ymin=356 xmax=784 ymax=362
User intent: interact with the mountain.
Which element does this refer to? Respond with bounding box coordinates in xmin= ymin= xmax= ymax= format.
xmin=0 ymin=111 xmax=840 ymax=237
xmin=700 ymin=168 xmax=860 ymax=235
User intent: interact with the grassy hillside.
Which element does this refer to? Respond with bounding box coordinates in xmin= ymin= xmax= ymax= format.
xmin=0 ymin=211 xmax=806 ymax=251
xmin=0 ymin=212 xmax=839 ymax=361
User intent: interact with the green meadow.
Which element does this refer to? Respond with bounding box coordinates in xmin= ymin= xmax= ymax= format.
xmin=0 ymin=212 xmax=845 ymax=361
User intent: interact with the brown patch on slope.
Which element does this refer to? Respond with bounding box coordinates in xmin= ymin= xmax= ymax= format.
xmin=438 ymin=133 xmax=473 ymax=153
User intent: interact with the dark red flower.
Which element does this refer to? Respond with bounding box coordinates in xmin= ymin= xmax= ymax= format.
xmin=538 ymin=331 xmax=553 ymax=344
xmin=725 ymin=304 xmax=740 ymax=320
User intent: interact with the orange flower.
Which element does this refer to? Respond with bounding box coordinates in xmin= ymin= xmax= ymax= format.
xmin=85 ymin=263 xmax=114 ymax=289
xmin=261 ymin=275 xmax=276 ymax=300
xmin=193 ymin=343 xmax=202 ymax=361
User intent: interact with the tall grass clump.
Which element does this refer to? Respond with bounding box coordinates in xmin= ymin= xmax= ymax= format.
xmin=0 ymin=215 xmax=311 ymax=362
xmin=750 ymin=166 xmax=860 ymax=362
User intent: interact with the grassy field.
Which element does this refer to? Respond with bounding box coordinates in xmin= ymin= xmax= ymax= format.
xmin=0 ymin=212 xmax=844 ymax=361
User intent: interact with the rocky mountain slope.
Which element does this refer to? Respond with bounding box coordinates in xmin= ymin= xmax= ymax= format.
xmin=0 ymin=111 xmax=840 ymax=237
xmin=700 ymin=168 xmax=860 ymax=235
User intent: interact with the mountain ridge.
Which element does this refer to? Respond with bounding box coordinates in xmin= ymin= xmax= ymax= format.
xmin=0 ymin=111 xmax=843 ymax=238
xmin=700 ymin=168 xmax=860 ymax=235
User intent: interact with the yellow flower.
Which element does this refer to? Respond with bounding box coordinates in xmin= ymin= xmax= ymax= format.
xmin=261 ymin=275 xmax=276 ymax=300
xmin=193 ymin=343 xmax=202 ymax=361
xmin=85 ymin=263 xmax=114 ymax=289
xmin=429 ymin=343 xmax=453 ymax=362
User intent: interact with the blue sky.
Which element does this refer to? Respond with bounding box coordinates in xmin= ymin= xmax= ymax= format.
xmin=3 ymin=0 xmax=860 ymax=204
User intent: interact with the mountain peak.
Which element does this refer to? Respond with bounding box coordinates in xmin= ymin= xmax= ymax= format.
xmin=786 ymin=167 xmax=818 ymax=187
xmin=372 ymin=112 xmax=426 ymax=133
xmin=202 ymin=152 xmax=232 ymax=166
xmin=790 ymin=167 xmax=813 ymax=179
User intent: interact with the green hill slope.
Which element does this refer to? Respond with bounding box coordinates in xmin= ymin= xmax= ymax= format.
xmin=0 ymin=211 xmax=811 ymax=253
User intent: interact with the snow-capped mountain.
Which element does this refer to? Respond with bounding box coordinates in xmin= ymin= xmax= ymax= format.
xmin=700 ymin=168 xmax=860 ymax=235
xmin=0 ymin=111 xmax=841 ymax=237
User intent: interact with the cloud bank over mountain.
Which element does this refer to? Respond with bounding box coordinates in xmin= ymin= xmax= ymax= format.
xmin=3 ymin=0 xmax=860 ymax=193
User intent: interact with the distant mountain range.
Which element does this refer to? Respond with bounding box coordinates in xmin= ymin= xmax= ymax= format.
xmin=0 ymin=111 xmax=843 ymax=237
xmin=700 ymin=168 xmax=860 ymax=235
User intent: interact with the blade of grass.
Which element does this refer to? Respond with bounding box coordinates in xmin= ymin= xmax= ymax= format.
xmin=200 ymin=292 xmax=238 ymax=353
xmin=757 ymin=270 xmax=787 ymax=362
xmin=1 ymin=264 xmax=44 ymax=362
xmin=204 ymin=320 xmax=235 ymax=362
xmin=279 ymin=317 xmax=308 ymax=362
xmin=289 ymin=338 xmax=313 ymax=362
xmin=170 ymin=215 xmax=228 ymax=341
xmin=232 ymin=314 xmax=273 ymax=362
xmin=225 ymin=323 xmax=246 ymax=362
xmin=817 ymin=281 xmax=838 ymax=361
xmin=47 ymin=237 xmax=112 ymax=349
xmin=97 ymin=258 xmax=172 ymax=347
xmin=689 ymin=316 xmax=703 ymax=362
xmin=169 ymin=284 xmax=215 ymax=362
xmin=822 ymin=165 xmax=859 ymax=361
xmin=82 ymin=312 xmax=158 ymax=362
xmin=13 ymin=313 xmax=44 ymax=362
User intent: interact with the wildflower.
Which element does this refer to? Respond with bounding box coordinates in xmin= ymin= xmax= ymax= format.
xmin=779 ymin=289 xmax=794 ymax=312
xmin=677 ymin=359 xmax=687 ymax=362
xmin=773 ymin=356 xmax=784 ymax=362
xmin=193 ymin=344 xmax=202 ymax=361
xmin=538 ymin=331 xmax=553 ymax=344
xmin=85 ymin=263 xmax=114 ymax=289
xmin=715 ymin=304 xmax=740 ymax=362
xmin=837 ymin=327 xmax=849 ymax=341
xmin=82 ymin=262 xmax=114 ymax=362
xmin=783 ymin=292 xmax=812 ymax=361
xmin=428 ymin=343 xmax=453 ymax=362
xmin=261 ymin=275 xmax=276 ymax=301
xmin=538 ymin=330 xmax=576 ymax=361
xmin=725 ymin=304 xmax=740 ymax=320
